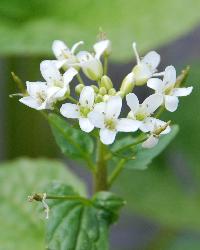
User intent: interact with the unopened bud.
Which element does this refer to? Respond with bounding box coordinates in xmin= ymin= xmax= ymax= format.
xmin=91 ymin=85 xmax=99 ymax=93
xmin=108 ymin=88 xmax=116 ymax=96
xmin=120 ymin=72 xmax=135 ymax=95
xmin=103 ymin=94 xmax=110 ymax=102
xmin=100 ymin=75 xmax=113 ymax=90
xmin=82 ymin=58 xmax=103 ymax=81
xmin=99 ymin=87 xmax=107 ymax=95
xmin=95 ymin=94 xmax=103 ymax=103
xmin=116 ymin=91 xmax=125 ymax=98
xmin=75 ymin=84 xmax=85 ymax=95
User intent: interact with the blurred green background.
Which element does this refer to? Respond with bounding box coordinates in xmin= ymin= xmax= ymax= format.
xmin=0 ymin=0 xmax=200 ymax=249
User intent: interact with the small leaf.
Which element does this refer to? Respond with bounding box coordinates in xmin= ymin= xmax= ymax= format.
xmin=46 ymin=183 xmax=123 ymax=250
xmin=48 ymin=113 xmax=94 ymax=162
xmin=125 ymin=125 xmax=179 ymax=170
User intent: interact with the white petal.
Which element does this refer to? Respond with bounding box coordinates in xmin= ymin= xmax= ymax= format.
xmin=163 ymin=65 xmax=176 ymax=87
xmin=147 ymin=78 xmax=164 ymax=93
xmin=142 ymin=135 xmax=159 ymax=148
xmin=105 ymin=96 xmax=122 ymax=119
xmin=142 ymin=51 xmax=160 ymax=70
xmin=40 ymin=60 xmax=62 ymax=84
xmin=171 ymin=87 xmax=193 ymax=97
xmin=26 ymin=81 xmax=47 ymax=98
xmin=139 ymin=119 xmax=154 ymax=132
xmin=71 ymin=41 xmax=84 ymax=54
xmin=93 ymin=102 xmax=106 ymax=113
xmin=142 ymin=94 xmax=163 ymax=114
xmin=100 ymin=128 xmax=117 ymax=145
xmin=126 ymin=93 xmax=139 ymax=113
xmin=150 ymin=118 xmax=171 ymax=134
xmin=164 ymin=95 xmax=179 ymax=112
xmin=79 ymin=118 xmax=94 ymax=133
xmin=60 ymin=103 xmax=80 ymax=118
xmin=63 ymin=67 xmax=78 ymax=86
xmin=133 ymin=63 xmax=152 ymax=82
xmin=79 ymin=86 xmax=95 ymax=108
xmin=52 ymin=40 xmax=69 ymax=60
xmin=88 ymin=111 xmax=105 ymax=128
xmin=93 ymin=40 xmax=111 ymax=59
xmin=116 ymin=118 xmax=140 ymax=132
xmin=19 ymin=96 xmax=41 ymax=110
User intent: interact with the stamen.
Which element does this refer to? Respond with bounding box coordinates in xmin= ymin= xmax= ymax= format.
xmin=71 ymin=41 xmax=84 ymax=54
xmin=132 ymin=42 xmax=140 ymax=64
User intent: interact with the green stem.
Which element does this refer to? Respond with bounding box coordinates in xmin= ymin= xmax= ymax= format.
xmin=103 ymin=55 xmax=108 ymax=75
xmin=76 ymin=73 xmax=85 ymax=85
xmin=94 ymin=138 xmax=108 ymax=192
xmin=155 ymin=105 xmax=165 ymax=118
xmin=108 ymin=159 xmax=126 ymax=187
xmin=67 ymin=95 xmax=78 ymax=103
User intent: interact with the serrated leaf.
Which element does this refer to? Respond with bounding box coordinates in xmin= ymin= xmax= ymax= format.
xmin=48 ymin=114 xmax=94 ymax=162
xmin=1 ymin=0 xmax=200 ymax=61
xmin=0 ymin=158 xmax=86 ymax=250
xmin=46 ymin=183 xmax=124 ymax=250
xmin=125 ymin=125 xmax=179 ymax=170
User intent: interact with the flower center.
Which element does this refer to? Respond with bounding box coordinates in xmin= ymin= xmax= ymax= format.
xmin=79 ymin=106 xmax=91 ymax=117
xmin=135 ymin=111 xmax=147 ymax=121
xmin=105 ymin=118 xmax=116 ymax=130
xmin=36 ymin=91 xmax=47 ymax=104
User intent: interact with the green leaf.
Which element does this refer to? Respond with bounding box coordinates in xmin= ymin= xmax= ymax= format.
xmin=1 ymin=0 xmax=200 ymax=61
xmin=46 ymin=183 xmax=124 ymax=250
xmin=125 ymin=125 xmax=179 ymax=170
xmin=0 ymin=158 xmax=86 ymax=250
xmin=48 ymin=113 xmax=94 ymax=163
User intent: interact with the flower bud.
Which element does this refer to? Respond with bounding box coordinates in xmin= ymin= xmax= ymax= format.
xmin=116 ymin=91 xmax=125 ymax=98
xmin=100 ymin=75 xmax=113 ymax=90
xmin=91 ymin=85 xmax=99 ymax=93
xmin=75 ymin=84 xmax=85 ymax=95
xmin=132 ymin=64 xmax=150 ymax=86
xmin=120 ymin=72 xmax=135 ymax=95
xmin=95 ymin=94 xmax=103 ymax=103
xmin=103 ymin=94 xmax=110 ymax=102
xmin=99 ymin=87 xmax=107 ymax=95
xmin=108 ymin=88 xmax=116 ymax=96
xmin=82 ymin=58 xmax=103 ymax=81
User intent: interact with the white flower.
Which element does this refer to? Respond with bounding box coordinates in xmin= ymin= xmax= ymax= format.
xmin=19 ymin=82 xmax=55 ymax=110
xmin=88 ymin=96 xmax=140 ymax=145
xmin=40 ymin=60 xmax=78 ymax=100
xmin=60 ymin=86 xmax=95 ymax=133
xmin=132 ymin=42 xmax=161 ymax=85
xmin=126 ymin=93 xmax=163 ymax=132
xmin=93 ymin=39 xmax=112 ymax=59
xmin=52 ymin=40 xmax=84 ymax=69
xmin=76 ymin=51 xmax=103 ymax=81
xmin=147 ymin=65 xmax=193 ymax=112
xmin=142 ymin=118 xmax=171 ymax=148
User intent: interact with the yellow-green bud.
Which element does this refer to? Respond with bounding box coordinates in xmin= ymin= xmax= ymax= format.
xmin=116 ymin=91 xmax=125 ymax=98
xmin=103 ymin=94 xmax=110 ymax=102
xmin=82 ymin=58 xmax=103 ymax=81
xmin=99 ymin=87 xmax=107 ymax=95
xmin=100 ymin=75 xmax=113 ymax=90
xmin=95 ymin=94 xmax=103 ymax=103
xmin=108 ymin=88 xmax=116 ymax=96
xmin=91 ymin=85 xmax=99 ymax=93
xmin=120 ymin=72 xmax=135 ymax=95
xmin=132 ymin=64 xmax=148 ymax=86
xmin=75 ymin=84 xmax=85 ymax=95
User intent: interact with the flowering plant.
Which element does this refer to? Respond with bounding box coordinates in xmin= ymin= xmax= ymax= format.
xmin=13 ymin=34 xmax=192 ymax=249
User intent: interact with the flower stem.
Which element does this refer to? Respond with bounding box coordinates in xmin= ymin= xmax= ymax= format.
xmin=103 ymin=55 xmax=108 ymax=75
xmin=67 ymin=95 xmax=78 ymax=103
xmin=108 ymin=159 xmax=126 ymax=187
xmin=94 ymin=138 xmax=108 ymax=192
xmin=76 ymin=73 xmax=85 ymax=85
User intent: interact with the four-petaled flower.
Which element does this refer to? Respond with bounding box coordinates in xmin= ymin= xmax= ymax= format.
xmin=132 ymin=42 xmax=161 ymax=86
xmin=126 ymin=93 xmax=163 ymax=132
xmin=60 ymin=86 xmax=95 ymax=133
xmin=147 ymin=65 xmax=193 ymax=112
xmin=88 ymin=96 xmax=140 ymax=144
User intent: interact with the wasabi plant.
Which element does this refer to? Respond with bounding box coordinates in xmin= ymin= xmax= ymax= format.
xmin=13 ymin=33 xmax=193 ymax=249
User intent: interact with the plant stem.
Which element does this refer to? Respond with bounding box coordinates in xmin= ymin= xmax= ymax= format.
xmin=94 ymin=138 xmax=108 ymax=192
xmin=76 ymin=73 xmax=85 ymax=85
xmin=67 ymin=95 xmax=78 ymax=103
xmin=108 ymin=159 xmax=126 ymax=187
xmin=103 ymin=55 xmax=108 ymax=75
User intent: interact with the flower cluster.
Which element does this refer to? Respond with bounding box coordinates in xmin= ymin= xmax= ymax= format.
xmin=19 ymin=38 xmax=193 ymax=147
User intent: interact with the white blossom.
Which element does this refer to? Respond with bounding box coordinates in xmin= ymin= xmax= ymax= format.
xmin=40 ymin=60 xmax=78 ymax=100
xmin=93 ymin=39 xmax=112 ymax=59
xmin=132 ymin=42 xmax=161 ymax=85
xmin=88 ymin=96 xmax=140 ymax=145
xmin=126 ymin=93 xmax=163 ymax=132
xmin=52 ymin=40 xmax=84 ymax=69
xmin=60 ymin=86 xmax=95 ymax=133
xmin=142 ymin=118 xmax=171 ymax=148
xmin=147 ymin=65 xmax=193 ymax=112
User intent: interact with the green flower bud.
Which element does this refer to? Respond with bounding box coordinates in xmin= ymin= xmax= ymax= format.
xmin=75 ymin=84 xmax=85 ymax=95
xmin=91 ymin=85 xmax=99 ymax=93
xmin=116 ymin=91 xmax=125 ymax=98
xmin=82 ymin=58 xmax=103 ymax=81
xmin=108 ymin=88 xmax=116 ymax=96
xmin=103 ymin=94 xmax=110 ymax=102
xmin=95 ymin=94 xmax=103 ymax=103
xmin=120 ymin=72 xmax=135 ymax=95
xmin=100 ymin=75 xmax=113 ymax=90
xmin=99 ymin=87 xmax=107 ymax=95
